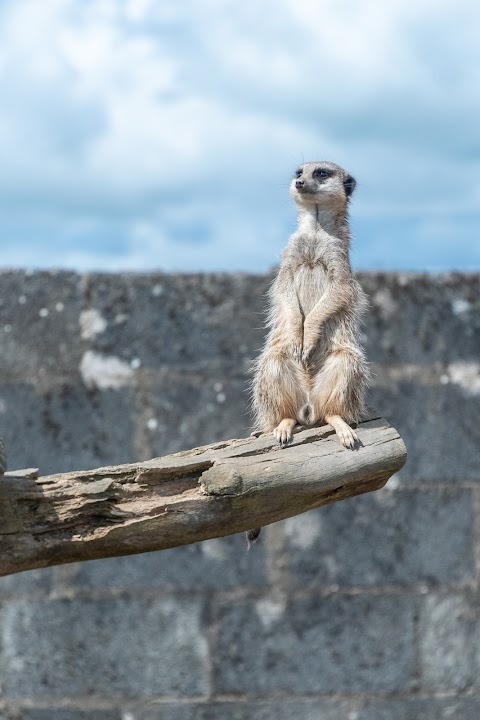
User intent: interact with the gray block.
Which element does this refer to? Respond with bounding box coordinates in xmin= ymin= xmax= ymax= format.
xmin=0 ymin=596 xmax=209 ymax=699
xmin=356 ymin=696 xmax=480 ymax=720
xmin=131 ymin=700 xmax=349 ymax=720
xmin=0 ymin=382 xmax=135 ymax=474
xmin=71 ymin=532 xmax=267 ymax=591
xmin=284 ymin=488 xmax=475 ymax=588
xmin=141 ymin=370 xmax=253 ymax=457
xmin=82 ymin=272 xmax=269 ymax=372
xmin=419 ymin=593 xmax=480 ymax=690
xmin=370 ymin=382 xmax=480 ymax=482
xmin=0 ymin=567 xmax=54 ymax=599
xmin=213 ymin=594 xmax=414 ymax=694
xmin=360 ymin=273 xmax=480 ymax=366
xmin=0 ymin=270 xmax=83 ymax=375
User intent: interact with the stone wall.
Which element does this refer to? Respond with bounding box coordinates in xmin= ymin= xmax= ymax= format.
xmin=0 ymin=270 xmax=479 ymax=720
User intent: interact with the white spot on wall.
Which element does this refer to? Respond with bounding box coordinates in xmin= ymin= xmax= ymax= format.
xmin=202 ymin=538 xmax=226 ymax=560
xmin=3 ymin=324 xmax=11 ymax=333
xmin=152 ymin=283 xmax=163 ymax=296
xmin=385 ymin=473 xmax=400 ymax=490
xmin=114 ymin=313 xmax=128 ymax=324
xmin=55 ymin=302 xmax=64 ymax=312
xmin=373 ymin=288 xmax=396 ymax=318
xmin=322 ymin=555 xmax=338 ymax=578
xmin=130 ymin=357 xmax=141 ymax=369
xmin=39 ymin=307 xmax=49 ymax=318
xmin=79 ymin=309 xmax=108 ymax=340
xmin=216 ymin=392 xmax=226 ymax=403
xmin=18 ymin=295 xmax=26 ymax=304
xmin=448 ymin=362 xmax=480 ymax=396
xmin=284 ymin=512 xmax=321 ymax=550
xmin=213 ymin=382 xmax=223 ymax=392
xmin=79 ymin=350 xmax=134 ymax=390
xmin=255 ymin=598 xmax=286 ymax=628
xmin=451 ymin=297 xmax=470 ymax=315
xmin=146 ymin=417 xmax=158 ymax=431
xmin=374 ymin=486 xmax=397 ymax=507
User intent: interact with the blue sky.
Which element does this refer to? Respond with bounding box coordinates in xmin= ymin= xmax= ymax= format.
xmin=0 ymin=0 xmax=479 ymax=273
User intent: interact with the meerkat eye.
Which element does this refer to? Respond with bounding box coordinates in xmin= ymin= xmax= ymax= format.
xmin=295 ymin=169 xmax=303 ymax=178
xmin=313 ymin=169 xmax=330 ymax=179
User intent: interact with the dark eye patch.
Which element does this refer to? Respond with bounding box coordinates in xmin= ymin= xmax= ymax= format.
xmin=295 ymin=168 xmax=303 ymax=178
xmin=313 ymin=168 xmax=331 ymax=179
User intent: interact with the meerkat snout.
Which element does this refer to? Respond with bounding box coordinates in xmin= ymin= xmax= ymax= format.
xmin=343 ymin=174 xmax=356 ymax=197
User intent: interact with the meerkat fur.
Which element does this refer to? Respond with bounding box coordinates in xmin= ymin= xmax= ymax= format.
xmin=251 ymin=160 xmax=370 ymax=450
xmin=246 ymin=161 xmax=370 ymax=547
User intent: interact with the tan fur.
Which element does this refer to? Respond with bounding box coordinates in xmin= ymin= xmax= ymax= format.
xmin=251 ymin=160 xmax=370 ymax=449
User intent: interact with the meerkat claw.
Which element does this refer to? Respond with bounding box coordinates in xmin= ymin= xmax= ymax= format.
xmin=340 ymin=427 xmax=360 ymax=449
xmin=273 ymin=428 xmax=289 ymax=446
xmin=273 ymin=419 xmax=296 ymax=447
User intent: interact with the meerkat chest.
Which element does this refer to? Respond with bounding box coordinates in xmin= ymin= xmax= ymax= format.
xmin=293 ymin=259 xmax=329 ymax=316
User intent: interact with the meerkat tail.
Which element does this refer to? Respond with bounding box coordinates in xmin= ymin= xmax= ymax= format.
xmin=245 ymin=527 xmax=261 ymax=549
xmin=298 ymin=401 xmax=314 ymax=425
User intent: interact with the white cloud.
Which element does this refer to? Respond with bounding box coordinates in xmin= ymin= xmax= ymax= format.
xmin=0 ymin=0 xmax=478 ymax=271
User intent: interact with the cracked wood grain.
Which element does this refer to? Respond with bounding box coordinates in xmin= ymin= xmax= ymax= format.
xmin=0 ymin=415 xmax=406 ymax=576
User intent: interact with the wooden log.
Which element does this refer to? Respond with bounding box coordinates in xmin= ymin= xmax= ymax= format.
xmin=0 ymin=415 xmax=406 ymax=576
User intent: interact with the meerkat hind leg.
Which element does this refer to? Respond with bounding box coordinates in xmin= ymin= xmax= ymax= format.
xmin=325 ymin=414 xmax=360 ymax=450
xmin=273 ymin=418 xmax=297 ymax=447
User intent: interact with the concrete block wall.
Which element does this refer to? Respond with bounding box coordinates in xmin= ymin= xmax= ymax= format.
xmin=0 ymin=270 xmax=479 ymax=719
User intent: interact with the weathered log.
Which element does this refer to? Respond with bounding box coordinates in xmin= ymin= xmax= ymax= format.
xmin=0 ymin=415 xmax=406 ymax=576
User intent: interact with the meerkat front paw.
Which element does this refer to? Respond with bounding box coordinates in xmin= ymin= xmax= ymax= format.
xmin=301 ymin=327 xmax=318 ymax=364
xmin=301 ymin=342 xmax=316 ymax=364
xmin=290 ymin=341 xmax=303 ymax=363
xmin=325 ymin=415 xmax=362 ymax=450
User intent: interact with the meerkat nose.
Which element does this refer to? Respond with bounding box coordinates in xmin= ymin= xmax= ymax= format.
xmin=295 ymin=180 xmax=305 ymax=189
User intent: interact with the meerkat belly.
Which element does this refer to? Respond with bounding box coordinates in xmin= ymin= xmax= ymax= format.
xmin=294 ymin=264 xmax=328 ymax=317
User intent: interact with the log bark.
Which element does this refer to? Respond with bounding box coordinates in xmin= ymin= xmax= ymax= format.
xmin=0 ymin=415 xmax=406 ymax=576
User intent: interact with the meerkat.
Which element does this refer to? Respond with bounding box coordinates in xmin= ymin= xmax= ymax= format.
xmin=246 ymin=161 xmax=370 ymax=547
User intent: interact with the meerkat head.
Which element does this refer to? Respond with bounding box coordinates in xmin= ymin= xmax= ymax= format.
xmin=289 ymin=161 xmax=356 ymax=209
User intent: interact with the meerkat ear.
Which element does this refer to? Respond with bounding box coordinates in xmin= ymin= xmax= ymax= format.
xmin=343 ymin=174 xmax=356 ymax=198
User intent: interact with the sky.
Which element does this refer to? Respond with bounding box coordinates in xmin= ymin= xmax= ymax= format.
xmin=0 ymin=0 xmax=479 ymax=273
